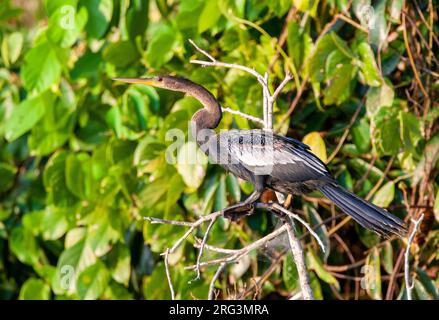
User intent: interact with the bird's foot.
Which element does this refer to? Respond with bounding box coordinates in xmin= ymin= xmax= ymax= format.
xmin=223 ymin=203 xmax=255 ymax=221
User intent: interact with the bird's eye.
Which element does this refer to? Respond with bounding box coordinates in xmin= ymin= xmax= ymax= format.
xmin=157 ymin=77 xmax=163 ymax=82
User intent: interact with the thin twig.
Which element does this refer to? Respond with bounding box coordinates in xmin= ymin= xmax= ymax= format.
xmin=257 ymin=203 xmax=326 ymax=252
xmin=221 ymin=107 xmax=265 ymax=125
xmin=286 ymin=218 xmax=314 ymax=300
xmin=404 ymin=214 xmax=424 ymax=300
xmin=208 ymin=263 xmax=226 ymax=300
xmin=401 ymin=9 xmax=429 ymax=101
xmin=192 ymin=215 xmax=218 ymax=282
xmin=162 ymin=248 xmax=175 ymax=300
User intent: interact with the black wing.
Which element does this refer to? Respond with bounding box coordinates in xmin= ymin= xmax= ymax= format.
xmin=219 ymin=130 xmax=331 ymax=182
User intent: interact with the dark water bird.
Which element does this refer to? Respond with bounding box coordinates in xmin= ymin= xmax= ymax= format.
xmin=114 ymin=75 xmax=407 ymax=238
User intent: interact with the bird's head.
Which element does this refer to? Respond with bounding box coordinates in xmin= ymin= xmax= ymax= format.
xmin=113 ymin=75 xmax=192 ymax=92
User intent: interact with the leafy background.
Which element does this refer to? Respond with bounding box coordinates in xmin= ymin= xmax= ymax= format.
xmin=0 ymin=0 xmax=438 ymax=300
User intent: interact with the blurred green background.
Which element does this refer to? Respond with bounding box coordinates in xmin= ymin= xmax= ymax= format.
xmin=0 ymin=0 xmax=437 ymax=300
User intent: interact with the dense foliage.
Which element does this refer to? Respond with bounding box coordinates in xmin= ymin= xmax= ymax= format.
xmin=0 ymin=0 xmax=437 ymax=300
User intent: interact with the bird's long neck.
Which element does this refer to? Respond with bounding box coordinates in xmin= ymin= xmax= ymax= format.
xmin=184 ymin=82 xmax=222 ymax=142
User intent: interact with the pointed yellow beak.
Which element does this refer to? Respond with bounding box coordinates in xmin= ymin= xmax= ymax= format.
xmin=112 ymin=77 xmax=157 ymax=86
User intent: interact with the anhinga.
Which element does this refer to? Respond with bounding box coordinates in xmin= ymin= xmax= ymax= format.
xmin=114 ymin=75 xmax=407 ymax=238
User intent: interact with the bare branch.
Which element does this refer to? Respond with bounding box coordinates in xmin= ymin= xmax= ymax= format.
xmin=221 ymin=107 xmax=265 ymax=125
xmin=192 ymin=215 xmax=218 ymax=282
xmin=286 ymin=218 xmax=314 ymax=300
xmin=271 ymin=73 xmax=293 ymax=103
xmin=256 ymin=203 xmax=326 ymax=253
xmin=185 ymin=224 xmax=289 ymax=269
xmin=162 ymin=248 xmax=175 ymax=300
xmin=189 ymin=39 xmax=294 ymax=131
xmin=404 ymin=214 xmax=424 ymax=300
xmin=188 ymin=39 xmax=215 ymax=62
xmin=208 ymin=263 xmax=226 ymax=300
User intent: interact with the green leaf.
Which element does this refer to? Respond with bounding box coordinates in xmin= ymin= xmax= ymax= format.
xmin=365 ymin=248 xmax=382 ymax=300
xmin=103 ymin=40 xmax=139 ymax=68
xmin=214 ymin=174 xmax=228 ymax=211
xmin=176 ymin=142 xmax=208 ymax=190
xmin=86 ymin=212 xmax=119 ymax=256
xmin=0 ymin=162 xmax=16 ymax=192
xmin=142 ymin=262 xmax=172 ymax=299
xmin=198 ymin=0 xmax=221 ymax=33
xmin=5 ymin=91 xmax=54 ymax=141
xmin=9 ymin=226 xmax=40 ymax=266
xmin=389 ymin=0 xmax=403 ymax=22
xmin=28 ymin=90 xmax=76 ymax=155
xmin=283 ymin=253 xmax=299 ymax=292
xmin=399 ymin=111 xmax=422 ymax=150
xmin=373 ymin=106 xmax=402 ymax=155
xmin=381 ymin=241 xmax=393 ymax=274
xmin=40 ymin=207 xmax=71 ymax=240
xmin=107 ymin=243 xmax=131 ymax=286
xmin=372 ymin=181 xmax=395 ymax=207
xmin=306 ymin=205 xmax=330 ymax=261
xmin=47 ymin=5 xmax=88 ymax=48
xmin=65 ymin=152 xmax=93 ymax=200
xmin=356 ymin=225 xmax=380 ymax=248
xmin=19 ymin=278 xmax=51 ymax=300
xmin=302 ymin=132 xmax=327 ymax=163
xmin=125 ymin=0 xmax=149 ymax=40
xmin=22 ymin=41 xmax=64 ymax=92
xmin=307 ymin=33 xmax=337 ymax=83
xmin=413 ymin=279 xmax=432 ymax=300
xmin=366 ymin=80 xmax=394 ymax=116
xmin=307 ymin=250 xmax=339 ymax=288
xmin=357 ymin=42 xmax=382 ymax=86
xmin=76 ymin=260 xmax=110 ymax=300
xmin=1 ymin=31 xmax=23 ymax=66
xmin=43 ymin=151 xmax=78 ymax=207
xmin=309 ymin=271 xmax=323 ymax=300
xmin=287 ymin=21 xmax=312 ymax=69
xmin=145 ymin=24 xmax=178 ymax=68
xmin=165 ymin=174 xmax=185 ymax=214
xmin=226 ymin=174 xmax=241 ymax=202
xmin=434 ymin=189 xmax=439 ymax=223
xmin=54 ymin=238 xmax=96 ymax=295
xmin=44 ymin=0 xmax=77 ymax=16
xmin=80 ymin=0 xmax=113 ymax=39
xmin=416 ymin=268 xmax=439 ymax=299
xmin=351 ymin=117 xmax=371 ymax=153
xmin=176 ymin=0 xmax=204 ymax=30
xmin=103 ymin=280 xmax=134 ymax=299
xmin=368 ymin=0 xmax=388 ymax=49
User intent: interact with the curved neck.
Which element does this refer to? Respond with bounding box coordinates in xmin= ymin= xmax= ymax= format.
xmin=177 ymin=80 xmax=221 ymax=145
xmin=186 ymin=83 xmax=222 ymax=130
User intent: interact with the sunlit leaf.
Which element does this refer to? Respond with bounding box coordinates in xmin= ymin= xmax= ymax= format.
xmin=22 ymin=41 xmax=64 ymax=92
xmin=5 ymin=91 xmax=54 ymax=141
xmin=303 ymin=132 xmax=327 ymax=163
xmin=365 ymin=248 xmax=382 ymax=300
xmin=76 ymin=260 xmax=110 ymax=300
xmin=372 ymin=181 xmax=395 ymax=208
xmin=198 ymin=0 xmax=221 ymax=33
xmin=381 ymin=241 xmax=393 ymax=274
xmin=283 ymin=253 xmax=299 ymax=292
xmin=80 ymin=0 xmax=113 ymax=39
xmin=176 ymin=142 xmax=208 ymax=190
xmin=19 ymin=278 xmax=51 ymax=300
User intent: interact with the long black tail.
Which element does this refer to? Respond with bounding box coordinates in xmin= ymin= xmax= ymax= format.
xmin=318 ymin=183 xmax=407 ymax=238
